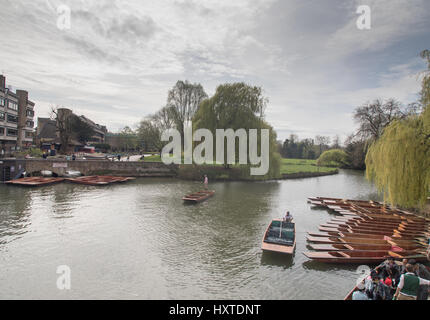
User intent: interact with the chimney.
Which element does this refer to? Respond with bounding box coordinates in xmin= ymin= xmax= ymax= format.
xmin=0 ymin=75 xmax=5 ymax=89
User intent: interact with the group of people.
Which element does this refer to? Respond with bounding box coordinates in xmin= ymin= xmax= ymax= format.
xmin=352 ymin=257 xmax=430 ymax=300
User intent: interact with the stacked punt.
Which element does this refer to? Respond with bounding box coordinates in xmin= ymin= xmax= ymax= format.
xmin=303 ymin=197 xmax=430 ymax=264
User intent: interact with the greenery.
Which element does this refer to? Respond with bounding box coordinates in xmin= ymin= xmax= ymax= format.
xmin=72 ymin=117 xmax=95 ymax=144
xmin=366 ymin=50 xmax=430 ymax=210
xmin=280 ymin=158 xmax=337 ymax=175
xmin=192 ymin=82 xmax=280 ymax=179
xmin=317 ymin=149 xmax=348 ymax=167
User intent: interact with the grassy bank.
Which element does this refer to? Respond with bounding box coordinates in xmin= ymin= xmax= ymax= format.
xmin=141 ymin=156 xmax=338 ymax=180
xmin=280 ymin=158 xmax=338 ymax=175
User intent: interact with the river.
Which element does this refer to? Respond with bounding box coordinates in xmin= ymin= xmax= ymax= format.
xmin=0 ymin=169 xmax=382 ymax=299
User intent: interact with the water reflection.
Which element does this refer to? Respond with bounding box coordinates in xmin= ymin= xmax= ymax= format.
xmin=0 ymin=170 xmax=384 ymax=299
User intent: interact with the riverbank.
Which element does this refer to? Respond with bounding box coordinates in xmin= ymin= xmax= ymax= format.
xmin=1 ymin=157 xmax=339 ymax=182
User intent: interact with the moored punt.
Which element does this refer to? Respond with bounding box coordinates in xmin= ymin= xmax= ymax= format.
xmin=309 ymin=243 xmax=393 ymax=251
xmin=262 ymin=219 xmax=296 ymax=254
xmin=67 ymin=176 xmax=136 ymax=186
xmin=182 ymin=190 xmax=215 ymax=203
xmin=303 ymin=250 xmax=428 ymax=264
xmin=308 ymin=231 xmax=424 ymax=241
xmin=5 ymin=177 xmax=65 ymax=187
xmin=318 ymin=225 xmax=429 ymax=237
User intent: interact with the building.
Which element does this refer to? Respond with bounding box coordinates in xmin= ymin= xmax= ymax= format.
xmin=35 ymin=108 xmax=107 ymax=151
xmin=0 ymin=75 xmax=35 ymax=154
xmin=77 ymin=114 xmax=107 ymax=144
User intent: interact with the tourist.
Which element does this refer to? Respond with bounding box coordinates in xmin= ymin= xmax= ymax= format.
xmin=352 ymin=282 xmax=369 ymax=300
xmin=117 ymin=154 xmax=121 ymax=161
xmin=394 ymin=263 xmax=430 ymax=300
xmin=409 ymin=259 xmax=430 ymax=300
xmin=375 ymin=257 xmax=400 ymax=286
xmin=204 ymin=175 xmax=208 ymax=189
xmin=283 ymin=211 xmax=293 ymax=222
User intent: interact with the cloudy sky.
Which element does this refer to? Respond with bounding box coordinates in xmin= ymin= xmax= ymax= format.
xmin=1 ymin=0 xmax=429 ymax=142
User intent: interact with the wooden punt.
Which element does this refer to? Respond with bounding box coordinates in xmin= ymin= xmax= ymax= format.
xmin=309 ymin=243 xmax=393 ymax=251
xmin=318 ymin=224 xmax=428 ymax=236
xmin=182 ymin=190 xmax=215 ymax=203
xmin=5 ymin=177 xmax=65 ymax=187
xmin=308 ymin=231 xmax=424 ymax=241
xmin=303 ymin=250 xmax=428 ymax=264
xmin=67 ymin=176 xmax=136 ymax=186
xmin=261 ymin=219 xmax=296 ymax=254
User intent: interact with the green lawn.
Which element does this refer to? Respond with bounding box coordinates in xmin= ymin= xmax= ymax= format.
xmin=280 ymin=158 xmax=337 ymax=174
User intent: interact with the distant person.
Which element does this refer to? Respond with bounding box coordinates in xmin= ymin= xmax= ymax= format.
xmin=204 ymin=175 xmax=208 ymax=189
xmin=0 ymin=148 xmax=4 ymax=158
xmin=141 ymin=154 xmax=145 ymax=161
xmin=394 ymin=263 xmax=430 ymax=300
xmin=42 ymin=151 xmax=48 ymax=159
xmin=127 ymin=155 xmax=130 ymax=161
xmin=283 ymin=211 xmax=293 ymax=222
xmin=117 ymin=154 xmax=121 ymax=161
xmin=352 ymin=282 xmax=369 ymax=300
xmin=72 ymin=154 xmax=76 ymax=161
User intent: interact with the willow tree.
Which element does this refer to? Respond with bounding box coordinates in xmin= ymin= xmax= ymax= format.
xmin=366 ymin=50 xmax=430 ymax=209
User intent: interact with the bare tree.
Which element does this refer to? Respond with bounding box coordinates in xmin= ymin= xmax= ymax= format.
xmin=50 ymin=106 xmax=74 ymax=154
xmin=353 ymin=98 xmax=406 ymax=141
xmin=166 ymin=80 xmax=208 ymax=148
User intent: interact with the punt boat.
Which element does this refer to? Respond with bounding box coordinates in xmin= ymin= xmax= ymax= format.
xmin=261 ymin=219 xmax=296 ymax=254
xmin=67 ymin=176 xmax=135 ymax=186
xmin=303 ymin=250 xmax=428 ymax=264
xmin=5 ymin=177 xmax=65 ymax=187
xmin=182 ymin=190 xmax=215 ymax=203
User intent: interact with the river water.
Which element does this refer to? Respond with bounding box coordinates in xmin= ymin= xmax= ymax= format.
xmin=0 ymin=170 xmax=382 ymax=300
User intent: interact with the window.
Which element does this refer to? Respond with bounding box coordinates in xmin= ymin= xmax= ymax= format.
xmin=0 ymin=127 xmax=4 ymax=135
xmin=8 ymin=101 xmax=18 ymax=111
xmin=26 ymin=109 xmax=34 ymax=117
xmin=6 ymin=128 xmax=17 ymax=136
xmin=25 ymin=131 xmax=33 ymax=138
xmin=0 ymin=97 xmax=5 ymax=107
xmin=7 ymin=114 xmax=18 ymax=123
xmin=26 ymin=120 xmax=34 ymax=128
xmin=0 ymin=112 xmax=4 ymax=121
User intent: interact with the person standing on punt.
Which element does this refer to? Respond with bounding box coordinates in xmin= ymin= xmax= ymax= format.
xmin=283 ymin=211 xmax=293 ymax=222
xmin=394 ymin=263 xmax=430 ymax=300
xmin=203 ymin=175 xmax=208 ymax=189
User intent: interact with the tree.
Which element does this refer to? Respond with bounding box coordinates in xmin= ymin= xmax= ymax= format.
xmin=118 ymin=126 xmax=139 ymax=152
xmin=72 ymin=117 xmax=95 ymax=144
xmin=166 ymin=80 xmax=208 ymax=148
xmin=344 ymin=134 xmax=367 ymax=170
xmin=137 ymin=107 xmax=174 ymax=152
xmin=315 ymin=135 xmax=331 ymax=157
xmin=193 ymin=82 xmax=280 ymax=178
xmin=317 ymin=149 xmax=348 ymax=167
xmin=353 ymin=98 xmax=406 ymax=141
xmin=365 ymin=50 xmax=430 ymax=210
xmin=51 ymin=106 xmax=74 ymax=154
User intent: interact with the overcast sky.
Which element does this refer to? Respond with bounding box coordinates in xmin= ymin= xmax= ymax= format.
xmin=1 ymin=0 xmax=429 ymax=142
